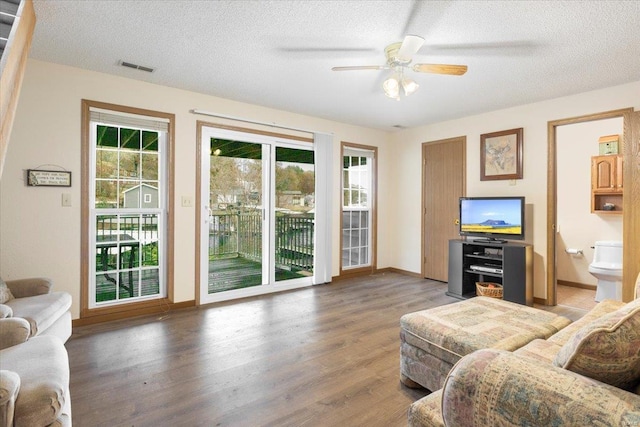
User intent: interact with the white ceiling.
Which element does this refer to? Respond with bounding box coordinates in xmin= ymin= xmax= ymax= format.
xmin=28 ymin=0 xmax=640 ymax=131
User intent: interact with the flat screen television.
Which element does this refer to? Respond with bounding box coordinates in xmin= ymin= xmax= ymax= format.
xmin=459 ymin=196 xmax=525 ymax=242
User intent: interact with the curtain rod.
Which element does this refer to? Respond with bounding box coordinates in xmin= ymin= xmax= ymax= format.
xmin=190 ymin=109 xmax=330 ymax=135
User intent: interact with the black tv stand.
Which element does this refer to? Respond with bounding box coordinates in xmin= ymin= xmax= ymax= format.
xmin=447 ymin=239 xmax=533 ymax=305
xmin=473 ymin=238 xmax=508 ymax=244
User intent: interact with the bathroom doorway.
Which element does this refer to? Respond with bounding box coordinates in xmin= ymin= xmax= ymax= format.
xmin=548 ymin=108 xmax=639 ymax=308
xmin=555 ymin=118 xmax=623 ymax=309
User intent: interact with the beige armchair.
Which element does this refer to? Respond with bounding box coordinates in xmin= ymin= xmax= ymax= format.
xmin=0 ymin=332 xmax=71 ymax=426
xmin=1 ymin=277 xmax=72 ymax=342
xmin=0 ymin=277 xmax=72 ymax=426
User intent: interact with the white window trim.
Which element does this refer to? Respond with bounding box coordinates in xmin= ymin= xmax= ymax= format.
xmin=88 ymin=112 xmax=168 ymax=308
xmin=341 ymin=146 xmax=375 ymax=270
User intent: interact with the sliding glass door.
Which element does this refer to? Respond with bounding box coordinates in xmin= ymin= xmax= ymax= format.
xmin=207 ymin=139 xmax=266 ymax=293
xmin=200 ymin=128 xmax=315 ymax=303
xmin=274 ymin=147 xmax=315 ymax=282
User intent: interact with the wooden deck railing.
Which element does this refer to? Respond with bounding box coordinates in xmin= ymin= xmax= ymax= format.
xmin=95 ymin=212 xmax=314 ymax=272
xmin=209 ymin=212 xmax=314 ymax=271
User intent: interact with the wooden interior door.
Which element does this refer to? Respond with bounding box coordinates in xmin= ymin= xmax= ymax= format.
xmin=422 ymin=137 xmax=466 ymax=281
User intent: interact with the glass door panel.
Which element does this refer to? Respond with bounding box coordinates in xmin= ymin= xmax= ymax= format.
xmin=200 ymin=128 xmax=317 ymax=304
xmin=207 ymin=139 xmax=265 ymax=294
xmin=274 ymin=147 xmax=315 ymax=282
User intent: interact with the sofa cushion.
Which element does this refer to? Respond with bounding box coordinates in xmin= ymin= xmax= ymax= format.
xmin=514 ymin=338 xmax=564 ymax=364
xmin=0 ymin=336 xmax=69 ymax=427
xmin=553 ymin=298 xmax=640 ymax=391
xmin=0 ymin=279 xmax=14 ymax=304
xmin=547 ymin=298 xmax=625 ymax=346
xmin=4 ymin=292 xmax=71 ymax=338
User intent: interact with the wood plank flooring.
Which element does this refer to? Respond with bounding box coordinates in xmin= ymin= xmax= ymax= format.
xmin=66 ymin=272 xmax=589 ymax=426
xmin=68 ymin=272 xmax=453 ymax=426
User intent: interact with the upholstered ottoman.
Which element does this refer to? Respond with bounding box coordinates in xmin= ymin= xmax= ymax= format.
xmin=400 ymin=296 xmax=572 ymax=391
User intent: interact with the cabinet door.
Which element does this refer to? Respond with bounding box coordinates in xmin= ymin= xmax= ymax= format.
xmin=591 ymin=156 xmax=616 ymax=192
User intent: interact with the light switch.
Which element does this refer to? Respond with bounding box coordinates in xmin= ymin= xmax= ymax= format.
xmin=181 ymin=196 xmax=193 ymax=207
xmin=62 ymin=193 xmax=72 ymax=207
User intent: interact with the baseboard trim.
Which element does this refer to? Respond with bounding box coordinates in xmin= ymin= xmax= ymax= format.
xmin=332 ymin=267 xmax=421 ymax=282
xmin=385 ymin=267 xmax=422 ymax=278
xmin=557 ymin=279 xmax=596 ymax=290
xmin=533 ymin=297 xmax=548 ymax=306
xmin=73 ymin=300 xmax=195 ymax=327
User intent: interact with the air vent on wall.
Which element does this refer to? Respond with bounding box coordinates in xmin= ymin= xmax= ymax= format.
xmin=119 ymin=60 xmax=155 ymax=73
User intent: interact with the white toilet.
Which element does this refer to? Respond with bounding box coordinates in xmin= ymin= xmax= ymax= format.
xmin=588 ymin=240 xmax=623 ymax=302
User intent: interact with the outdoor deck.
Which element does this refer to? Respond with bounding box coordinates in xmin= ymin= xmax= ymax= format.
xmin=208 ymin=257 xmax=307 ymax=293
xmin=96 ymin=256 xmax=308 ymax=301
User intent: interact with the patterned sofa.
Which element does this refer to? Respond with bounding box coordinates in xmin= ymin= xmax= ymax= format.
xmin=407 ymin=277 xmax=640 ymax=426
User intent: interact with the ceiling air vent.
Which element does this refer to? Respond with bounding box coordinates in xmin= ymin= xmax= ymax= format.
xmin=119 ymin=60 xmax=155 ymax=73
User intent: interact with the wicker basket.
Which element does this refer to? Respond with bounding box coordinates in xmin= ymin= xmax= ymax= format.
xmin=476 ymin=282 xmax=503 ymax=299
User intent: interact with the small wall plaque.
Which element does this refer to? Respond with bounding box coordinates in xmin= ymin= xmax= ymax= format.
xmin=27 ymin=170 xmax=72 ymax=187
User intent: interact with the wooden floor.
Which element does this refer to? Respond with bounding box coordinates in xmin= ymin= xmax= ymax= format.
xmin=66 ymin=272 xmax=590 ymax=426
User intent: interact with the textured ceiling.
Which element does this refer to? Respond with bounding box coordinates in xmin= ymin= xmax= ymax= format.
xmin=28 ymin=0 xmax=640 ymax=131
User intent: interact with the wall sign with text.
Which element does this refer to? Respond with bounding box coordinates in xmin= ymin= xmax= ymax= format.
xmin=27 ymin=170 xmax=72 ymax=187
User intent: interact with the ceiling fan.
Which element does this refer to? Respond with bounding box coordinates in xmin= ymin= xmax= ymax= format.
xmin=332 ymin=35 xmax=467 ymax=100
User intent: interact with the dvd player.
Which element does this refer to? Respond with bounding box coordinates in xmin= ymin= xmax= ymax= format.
xmin=470 ymin=265 xmax=503 ymax=274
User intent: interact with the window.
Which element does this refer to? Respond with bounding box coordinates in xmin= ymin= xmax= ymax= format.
xmin=83 ymin=102 xmax=173 ymax=311
xmin=341 ymin=144 xmax=376 ymax=271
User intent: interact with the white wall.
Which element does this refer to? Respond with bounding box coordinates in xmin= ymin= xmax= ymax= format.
xmin=557 ymin=118 xmax=623 ymax=287
xmin=389 ymin=81 xmax=640 ymax=299
xmin=2 ymin=59 xmax=639 ymax=317
xmin=0 ymin=59 xmax=392 ymax=318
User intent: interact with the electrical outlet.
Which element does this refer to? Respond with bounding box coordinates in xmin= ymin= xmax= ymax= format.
xmin=181 ymin=196 xmax=193 ymax=207
xmin=62 ymin=193 xmax=72 ymax=207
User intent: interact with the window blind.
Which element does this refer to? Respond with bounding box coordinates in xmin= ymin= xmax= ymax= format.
xmin=343 ymin=147 xmax=374 ymax=158
xmin=89 ymin=108 xmax=169 ymax=132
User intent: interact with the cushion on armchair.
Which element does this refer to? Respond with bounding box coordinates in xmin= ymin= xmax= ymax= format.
xmin=4 ymin=292 xmax=72 ymax=338
xmin=0 ymin=279 xmax=14 ymax=304
xmin=4 ymin=277 xmax=53 ymax=298
xmin=553 ymin=298 xmax=640 ymax=391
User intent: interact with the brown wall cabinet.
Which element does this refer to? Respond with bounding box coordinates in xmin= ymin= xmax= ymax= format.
xmin=591 ymin=155 xmax=623 ymax=214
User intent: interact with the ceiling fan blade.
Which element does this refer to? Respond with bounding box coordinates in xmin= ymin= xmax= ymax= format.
xmin=397 ymin=35 xmax=425 ymax=61
xmin=331 ymin=65 xmax=389 ymax=71
xmin=413 ymin=63 xmax=468 ymax=75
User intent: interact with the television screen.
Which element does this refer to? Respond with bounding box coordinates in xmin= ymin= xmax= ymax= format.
xmin=459 ymin=197 xmax=524 ymax=241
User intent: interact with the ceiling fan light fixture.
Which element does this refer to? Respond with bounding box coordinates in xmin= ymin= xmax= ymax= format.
xmin=383 ymin=75 xmax=400 ymax=99
xmin=402 ymin=77 xmax=419 ymax=96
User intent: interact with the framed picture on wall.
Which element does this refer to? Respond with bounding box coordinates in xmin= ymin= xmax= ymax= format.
xmin=480 ymin=127 xmax=523 ymax=180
